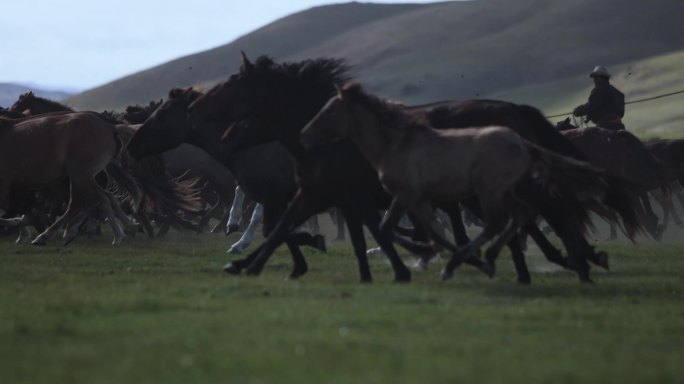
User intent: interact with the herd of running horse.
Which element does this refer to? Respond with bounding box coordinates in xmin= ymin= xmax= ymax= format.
xmin=2 ymin=53 xmax=684 ymax=284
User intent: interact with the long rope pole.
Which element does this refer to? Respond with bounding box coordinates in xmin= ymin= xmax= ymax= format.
xmin=545 ymin=89 xmax=684 ymax=119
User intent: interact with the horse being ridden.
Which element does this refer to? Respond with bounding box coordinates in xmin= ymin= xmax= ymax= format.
xmin=301 ymin=83 xmax=621 ymax=279
xmin=557 ymin=118 xmax=668 ymax=240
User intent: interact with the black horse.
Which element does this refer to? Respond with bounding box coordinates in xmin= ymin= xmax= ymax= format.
xmin=127 ymin=87 xmax=331 ymax=279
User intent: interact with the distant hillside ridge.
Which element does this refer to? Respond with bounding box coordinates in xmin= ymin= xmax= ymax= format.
xmin=0 ymin=83 xmax=74 ymax=108
xmin=68 ymin=0 xmax=684 ymax=131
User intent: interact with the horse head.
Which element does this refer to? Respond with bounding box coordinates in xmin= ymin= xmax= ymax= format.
xmin=127 ymin=87 xmax=201 ymax=160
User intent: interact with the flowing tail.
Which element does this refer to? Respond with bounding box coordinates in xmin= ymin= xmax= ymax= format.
xmin=617 ymin=130 xmax=670 ymax=194
xmin=525 ymin=141 xmax=643 ymax=240
xmin=105 ymin=162 xmax=144 ymax=212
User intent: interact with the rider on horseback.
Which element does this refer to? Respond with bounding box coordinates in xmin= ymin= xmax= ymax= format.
xmin=573 ymin=66 xmax=625 ymax=130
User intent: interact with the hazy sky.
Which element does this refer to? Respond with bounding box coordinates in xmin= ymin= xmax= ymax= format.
xmin=0 ymin=1 xmax=440 ymax=91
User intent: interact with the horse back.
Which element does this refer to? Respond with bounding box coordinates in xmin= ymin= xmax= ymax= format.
xmin=3 ymin=112 xmax=121 ymax=185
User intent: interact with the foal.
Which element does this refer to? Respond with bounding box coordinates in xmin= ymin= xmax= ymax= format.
xmin=301 ymin=83 xmax=611 ymax=278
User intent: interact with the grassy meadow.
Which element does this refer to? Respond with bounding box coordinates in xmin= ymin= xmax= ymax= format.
xmin=1 ymin=220 xmax=684 ymax=384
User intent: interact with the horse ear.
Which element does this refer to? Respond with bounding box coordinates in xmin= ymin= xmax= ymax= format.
xmin=335 ymin=84 xmax=344 ymax=100
xmin=240 ymin=51 xmax=254 ymax=73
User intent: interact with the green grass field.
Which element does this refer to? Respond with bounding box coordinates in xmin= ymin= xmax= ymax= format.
xmin=1 ymin=225 xmax=684 ymax=384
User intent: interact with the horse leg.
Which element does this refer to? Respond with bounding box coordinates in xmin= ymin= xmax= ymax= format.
xmin=226 ymin=186 xmax=245 ymax=235
xmin=483 ymin=213 xmax=527 ymax=271
xmin=378 ymin=198 xmax=435 ymax=257
xmin=136 ymin=211 xmax=156 ymax=238
xmin=167 ymin=212 xmax=200 ymax=232
xmin=361 ymin=205 xmax=411 ymax=283
xmin=94 ymin=188 xmax=126 ymax=246
xmin=332 ymin=208 xmax=346 ymax=241
xmin=405 ymin=200 xmax=495 ymax=280
xmin=524 ymin=222 xmax=569 ymax=269
xmin=62 ymin=208 xmax=97 ymax=245
xmin=212 ymin=209 xmax=229 ymax=234
xmin=507 ymin=237 xmax=532 ymax=285
xmin=344 ymin=211 xmax=373 ymax=283
xmin=542 ymin=217 xmax=594 ymax=282
xmin=243 ymin=191 xmax=327 ymax=278
xmin=32 ymin=180 xmax=88 ymax=245
xmin=306 ymin=214 xmax=321 ymax=235
xmin=439 ymin=202 xmax=495 ymax=273
xmin=104 ymin=193 xmax=139 ymax=234
xmin=227 ymin=203 xmax=263 ymax=254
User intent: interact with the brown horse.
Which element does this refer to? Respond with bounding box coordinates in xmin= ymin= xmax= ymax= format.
xmin=556 ymin=118 xmax=668 ymax=240
xmin=301 ymin=83 xmax=616 ymax=278
xmin=0 ymin=113 xmax=136 ymax=245
xmin=8 ymin=93 xmax=210 ymax=238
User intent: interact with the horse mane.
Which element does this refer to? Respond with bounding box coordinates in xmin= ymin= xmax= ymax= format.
xmin=341 ymin=82 xmax=427 ymax=131
xmin=12 ymin=91 xmax=75 ymax=112
xmin=167 ymin=87 xmax=204 ymax=103
xmin=248 ymin=55 xmax=352 ymax=91
xmin=124 ymin=99 xmax=163 ymax=124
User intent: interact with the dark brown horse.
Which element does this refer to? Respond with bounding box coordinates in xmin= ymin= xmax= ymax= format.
xmin=187 ymin=54 xmax=646 ymax=283
xmin=127 ymin=88 xmax=327 ymax=280
xmin=0 ymin=113 xmax=136 ymax=245
xmin=300 ymin=83 xmax=630 ymax=278
xmin=556 ymin=117 xmax=668 ymax=240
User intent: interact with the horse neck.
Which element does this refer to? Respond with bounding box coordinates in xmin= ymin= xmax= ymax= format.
xmin=186 ymin=124 xmax=225 ymax=163
xmin=27 ymin=99 xmax=72 ymax=114
xmin=347 ymin=103 xmax=404 ymax=168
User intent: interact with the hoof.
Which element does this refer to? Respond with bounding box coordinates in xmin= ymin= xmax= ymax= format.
xmin=360 ymin=276 xmax=373 ymax=284
xmin=312 ymin=234 xmax=326 ymax=253
xmin=596 ymin=251 xmax=609 ymax=270
xmin=223 ymin=262 xmax=243 ymax=275
xmin=245 ymin=264 xmax=264 ymax=276
xmin=225 ymin=223 xmax=240 ymax=236
xmin=63 ymin=236 xmax=77 ymax=246
xmin=289 ymin=265 xmax=309 ymax=280
xmin=393 ymin=274 xmax=411 ymax=283
xmin=31 ymin=235 xmax=48 ymax=246
xmin=517 ymin=275 xmax=532 ymax=285
xmin=366 ymin=247 xmax=384 ymax=256
xmin=111 ymin=237 xmax=123 ymax=246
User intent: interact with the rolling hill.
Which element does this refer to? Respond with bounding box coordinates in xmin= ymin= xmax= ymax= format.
xmin=67 ymin=0 xmax=684 ymax=136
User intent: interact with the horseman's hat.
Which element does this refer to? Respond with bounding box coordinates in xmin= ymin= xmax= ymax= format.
xmin=589 ymin=65 xmax=611 ymax=78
